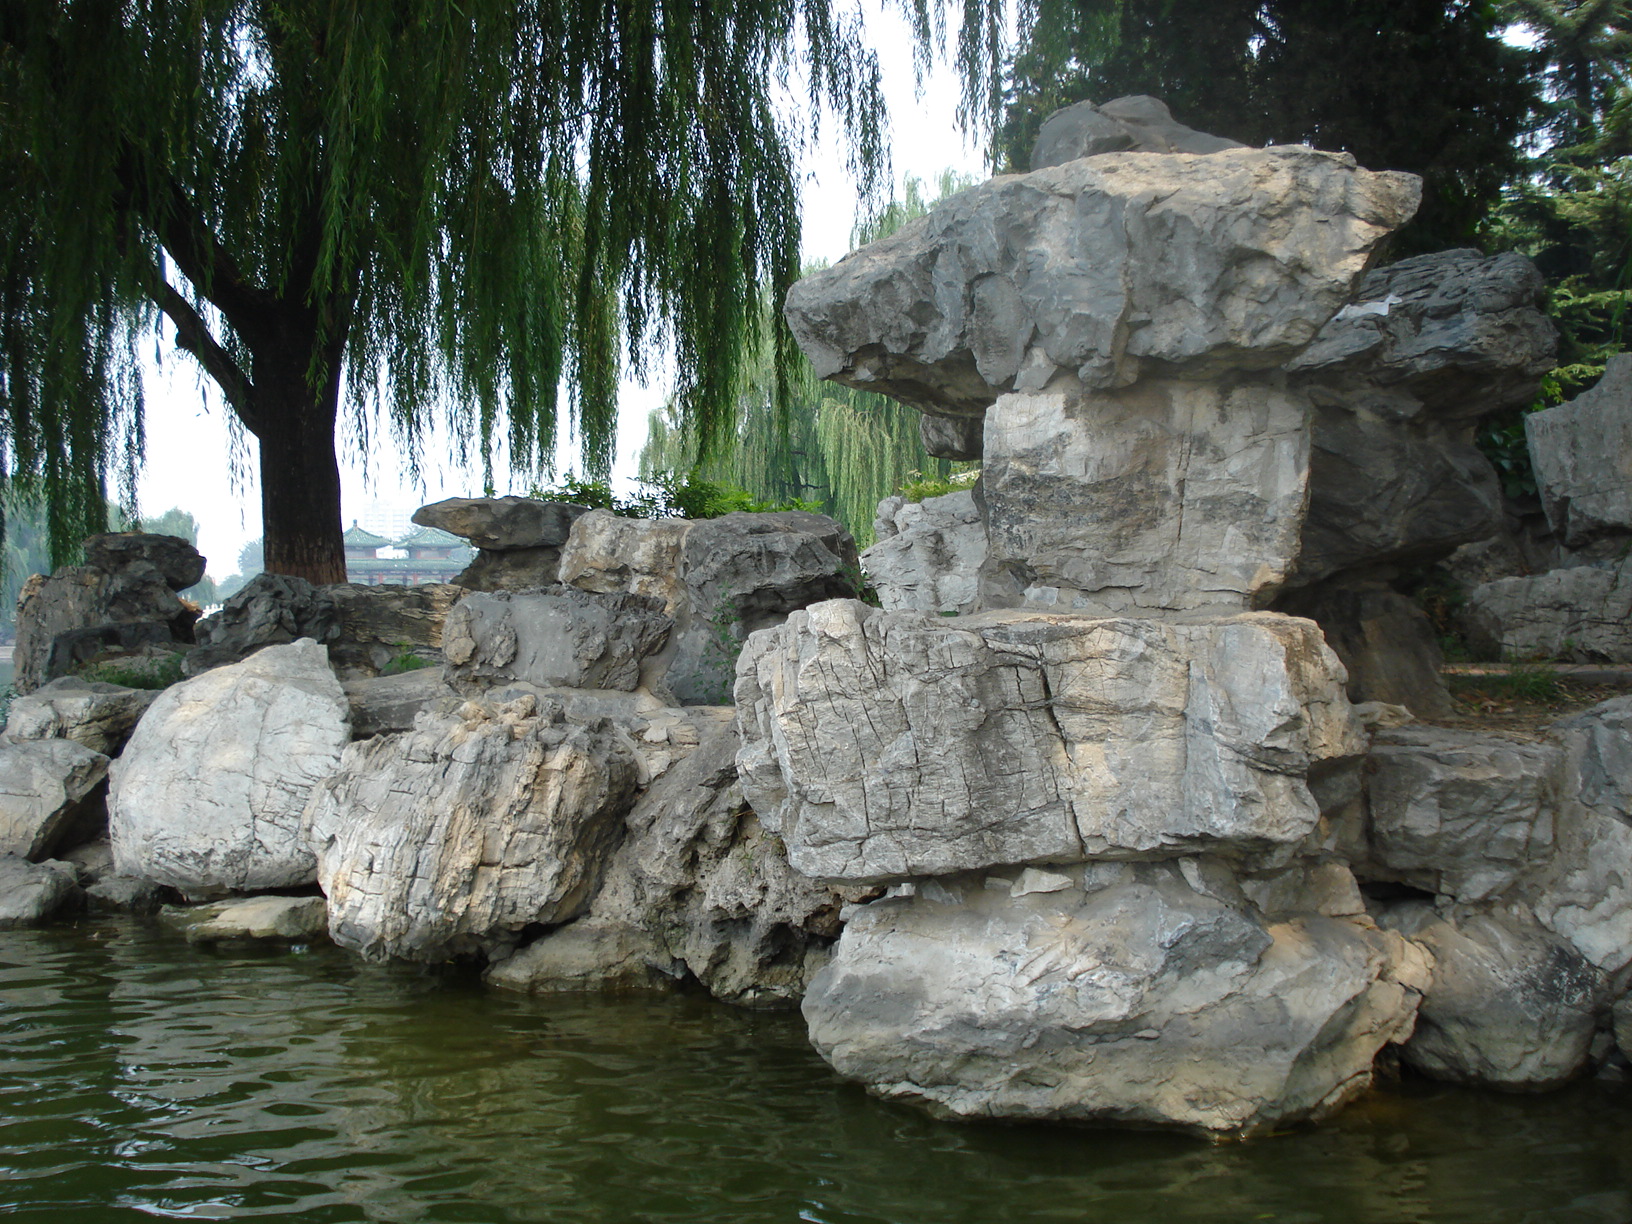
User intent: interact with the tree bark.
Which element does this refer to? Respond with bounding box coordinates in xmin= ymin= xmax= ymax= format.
xmin=249 ymin=350 xmax=348 ymax=585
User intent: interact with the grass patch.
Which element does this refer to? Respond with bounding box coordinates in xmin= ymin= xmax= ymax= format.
xmin=78 ymin=651 xmax=186 ymax=690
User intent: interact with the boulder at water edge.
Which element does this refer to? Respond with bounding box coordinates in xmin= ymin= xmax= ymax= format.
xmin=108 ymin=640 xmax=350 ymax=894
xmin=306 ymin=693 xmax=640 ymax=961
xmin=0 ymin=738 xmax=110 ymax=861
xmin=3 ymin=676 xmax=158 ymax=756
xmin=803 ymin=861 xmax=1430 ymax=1137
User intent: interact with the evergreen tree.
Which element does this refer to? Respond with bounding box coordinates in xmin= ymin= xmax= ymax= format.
xmin=993 ymin=0 xmax=1536 ymax=253
xmin=0 ymin=0 xmax=929 ymax=581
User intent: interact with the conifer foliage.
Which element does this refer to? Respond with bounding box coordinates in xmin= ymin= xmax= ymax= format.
xmin=0 ymin=0 xmax=894 ymax=579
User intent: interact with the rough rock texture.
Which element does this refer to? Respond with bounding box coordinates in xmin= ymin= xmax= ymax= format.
xmin=1379 ymin=902 xmax=1605 ymax=1089
xmin=786 ymin=146 xmax=1417 ymax=419
xmin=342 ymin=669 xmax=460 ymax=739
xmin=803 ymin=862 xmax=1429 ymax=1136
xmin=109 ymin=640 xmax=350 ymax=894
xmin=0 ymin=855 xmax=83 ymax=926
xmin=1030 ymin=95 xmax=1243 ymax=170
xmin=413 ymin=497 xmax=593 ymax=591
xmin=14 ymin=533 xmax=205 ymax=694
xmin=3 ymin=676 xmax=158 ymax=755
xmin=324 ymin=583 xmax=462 ymax=676
xmin=440 ymin=586 xmax=672 ymax=695
xmin=1361 ymin=727 xmax=1562 ymax=902
xmin=306 ymin=692 xmax=640 ymax=962
xmin=488 ymin=720 xmax=854 ymax=1007
xmin=1275 ymin=581 xmax=1452 ymax=716
xmin=413 ymin=496 xmax=593 ymax=551
xmin=559 ymin=510 xmax=861 ymax=704
xmin=187 ymin=574 xmax=339 ymax=675
xmin=979 ymin=376 xmax=1312 ymax=613
xmin=863 ymin=490 xmax=986 ymax=615
xmin=0 ymin=739 xmax=110 ymax=861
xmin=1527 ymin=354 xmax=1632 ymax=550
xmin=162 ymin=895 xmax=329 ymax=943
xmin=83 ymin=533 xmax=207 ymax=591
xmin=1616 ymin=994 xmax=1632 ymax=1064
xmin=1462 ymin=558 xmax=1632 ymax=663
xmin=737 ymin=602 xmax=1365 ymax=882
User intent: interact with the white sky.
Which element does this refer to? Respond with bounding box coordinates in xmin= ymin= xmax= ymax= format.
xmin=134 ymin=4 xmax=989 ymax=580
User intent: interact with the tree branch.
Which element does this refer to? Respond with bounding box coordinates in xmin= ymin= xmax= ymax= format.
xmin=145 ymin=265 xmax=264 ymax=435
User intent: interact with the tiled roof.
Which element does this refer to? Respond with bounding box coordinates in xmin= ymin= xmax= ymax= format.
xmin=342 ymin=521 xmax=392 ymax=548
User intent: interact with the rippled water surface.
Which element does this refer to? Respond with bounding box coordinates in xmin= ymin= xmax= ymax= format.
xmin=3 ymin=920 xmax=1631 ymax=1223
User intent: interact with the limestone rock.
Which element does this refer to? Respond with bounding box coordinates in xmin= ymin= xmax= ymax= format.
xmin=413 ymin=496 xmax=592 ymax=551
xmin=108 ymin=640 xmax=350 ymax=894
xmin=559 ymin=509 xmax=861 ymax=704
xmin=737 ymin=602 xmax=1365 ymax=883
xmin=1616 ymin=993 xmax=1632 ymax=1064
xmin=323 ymin=582 xmax=462 ymax=677
xmin=187 ymin=574 xmax=339 ymax=675
xmin=1030 ymin=95 xmax=1243 ymax=170
xmin=489 ymin=719 xmax=851 ymax=1006
xmin=1289 ymin=249 xmax=1555 ymax=418
xmin=441 ymin=586 xmax=673 ymax=696
xmin=979 ymin=376 xmax=1312 ymax=613
xmin=786 ymin=146 xmax=1418 ymax=418
xmin=3 ymin=676 xmax=158 ymax=755
xmin=1462 ymin=559 xmax=1632 ymax=664
xmin=450 ymin=547 xmax=564 ymax=592
xmin=342 ymin=668 xmax=460 ymax=739
xmin=162 ymin=895 xmax=329 ymax=943
xmin=1362 ymin=727 xmax=1562 ymax=902
xmin=13 ymin=541 xmax=201 ymax=694
xmin=862 ymin=490 xmax=985 ymax=615
xmin=1380 ymin=903 xmax=1605 ymax=1090
xmin=83 ymin=533 xmax=207 ymax=591
xmin=306 ymin=693 xmax=641 ymax=962
xmin=803 ymin=862 xmax=1429 ymax=1137
xmin=0 ymin=855 xmax=83 ymax=926
xmin=0 ymin=739 xmax=110 ymax=861
xmin=1527 ymin=354 xmax=1632 ymax=549
xmin=1275 ymin=581 xmax=1452 ymax=716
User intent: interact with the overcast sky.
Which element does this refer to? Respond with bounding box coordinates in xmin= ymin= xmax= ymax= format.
xmin=135 ymin=4 xmax=989 ymax=580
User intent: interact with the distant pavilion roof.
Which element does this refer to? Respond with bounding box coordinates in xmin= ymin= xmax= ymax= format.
xmin=343 ymin=521 xmax=393 ymax=549
xmin=394 ymin=524 xmax=467 ymax=549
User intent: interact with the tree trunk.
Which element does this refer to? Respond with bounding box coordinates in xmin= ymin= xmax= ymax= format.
xmin=251 ymin=353 xmax=348 ymax=585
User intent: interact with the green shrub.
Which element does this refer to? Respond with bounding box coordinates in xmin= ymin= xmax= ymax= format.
xmin=530 ymin=472 xmax=821 ymax=521
xmin=898 ymin=468 xmax=980 ymax=504
xmin=78 ymin=651 xmax=186 ymax=690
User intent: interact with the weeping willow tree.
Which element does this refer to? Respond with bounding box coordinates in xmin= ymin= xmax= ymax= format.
xmin=640 ymin=173 xmax=978 ymax=545
xmin=0 ymin=1 xmax=1001 ymax=580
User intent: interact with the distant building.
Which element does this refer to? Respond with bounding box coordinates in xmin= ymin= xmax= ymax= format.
xmin=342 ymin=521 xmax=472 ymax=585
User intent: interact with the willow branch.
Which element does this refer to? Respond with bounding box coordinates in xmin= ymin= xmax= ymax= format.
xmin=145 ymin=266 xmax=262 ymax=434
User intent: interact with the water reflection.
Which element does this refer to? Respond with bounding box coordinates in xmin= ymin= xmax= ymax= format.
xmin=1 ymin=920 xmax=1629 ymax=1223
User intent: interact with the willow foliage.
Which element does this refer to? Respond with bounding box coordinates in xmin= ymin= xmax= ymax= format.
xmin=0 ymin=0 xmax=990 ymax=573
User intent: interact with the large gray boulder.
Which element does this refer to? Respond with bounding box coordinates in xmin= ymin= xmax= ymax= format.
xmin=803 ymin=861 xmax=1429 ymax=1137
xmin=0 ymin=855 xmax=83 ymax=927
xmin=342 ymin=668 xmax=461 ymax=739
xmin=1030 ymin=95 xmax=1243 ymax=170
xmin=1462 ymin=558 xmax=1632 ymax=663
xmin=487 ymin=719 xmax=854 ymax=1007
xmin=786 ymin=146 xmax=1417 ymax=418
xmin=1274 ymin=581 xmax=1453 ymax=717
xmin=440 ymin=586 xmax=673 ymax=695
xmin=187 ymin=574 xmax=339 ymax=675
xmin=736 ymin=602 xmax=1364 ymax=883
xmin=1379 ymin=902 xmax=1606 ymax=1090
xmin=2 ymin=676 xmax=158 ymax=755
xmin=323 ymin=582 xmax=462 ymax=677
xmin=412 ymin=496 xmax=593 ymax=590
xmin=1527 ymin=354 xmax=1632 ymax=551
xmin=1362 ymin=727 xmax=1562 ymax=902
xmin=108 ymin=640 xmax=350 ymax=895
xmin=13 ymin=532 xmax=205 ymax=694
xmin=978 ymin=374 xmax=1312 ymax=613
xmin=559 ymin=509 xmax=861 ymax=704
xmin=0 ymin=739 xmax=110 ymax=860
xmin=862 ymin=490 xmax=986 ymax=615
xmin=306 ymin=692 xmax=640 ymax=962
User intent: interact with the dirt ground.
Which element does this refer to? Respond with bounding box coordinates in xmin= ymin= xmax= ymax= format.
xmin=1432 ymin=666 xmax=1630 ymax=740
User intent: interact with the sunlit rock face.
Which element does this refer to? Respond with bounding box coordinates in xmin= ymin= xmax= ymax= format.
xmin=108 ymin=640 xmax=349 ymax=895
xmin=306 ymin=692 xmax=640 ymax=963
xmin=736 ymin=602 xmax=1364 ymax=884
xmin=803 ymin=863 xmax=1430 ymax=1138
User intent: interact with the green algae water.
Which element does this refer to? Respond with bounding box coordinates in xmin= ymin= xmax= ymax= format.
xmin=3 ymin=920 xmax=1631 ymax=1224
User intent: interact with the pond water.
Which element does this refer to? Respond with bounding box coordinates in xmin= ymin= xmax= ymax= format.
xmin=3 ymin=919 xmax=1630 ymax=1224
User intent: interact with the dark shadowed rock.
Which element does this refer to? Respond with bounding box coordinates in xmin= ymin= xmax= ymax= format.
xmin=82 ymin=533 xmax=207 ymax=591
xmin=1526 ymin=354 xmax=1632 ymax=551
xmin=412 ymin=497 xmax=591 ymax=550
xmin=0 ymin=739 xmax=110 ymax=861
xmin=186 ymin=574 xmax=339 ymax=675
xmin=3 ymin=676 xmax=158 ymax=755
xmin=0 ymin=855 xmax=83 ymax=927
